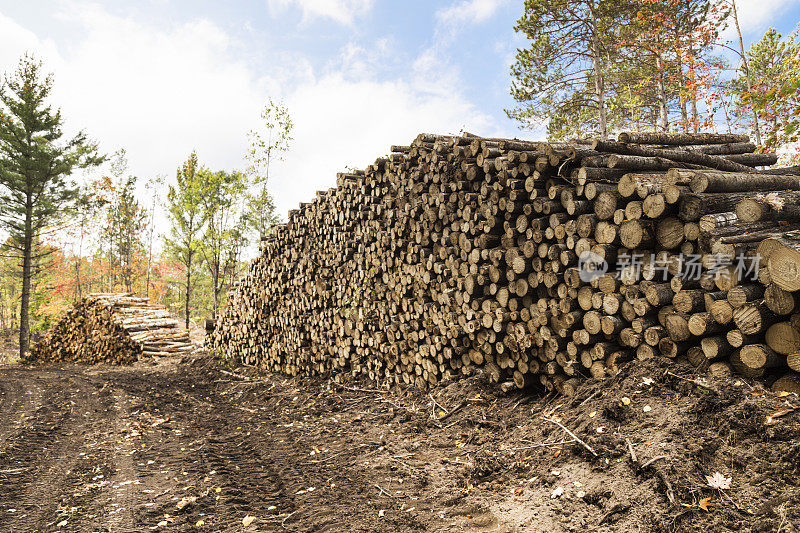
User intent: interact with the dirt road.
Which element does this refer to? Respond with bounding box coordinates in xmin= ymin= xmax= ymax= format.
xmin=1 ymin=356 xmax=798 ymax=532
xmin=0 ymin=357 xmax=403 ymax=532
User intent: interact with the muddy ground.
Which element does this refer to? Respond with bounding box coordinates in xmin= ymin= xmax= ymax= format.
xmin=0 ymin=354 xmax=798 ymax=532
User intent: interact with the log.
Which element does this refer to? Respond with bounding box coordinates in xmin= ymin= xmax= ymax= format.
xmin=767 ymin=238 xmax=800 ymax=292
xmin=202 ymin=130 xmax=799 ymax=394
xmin=598 ymin=140 xmax=754 ymax=172
xmin=765 ymin=322 xmax=800 ymax=356
xmin=691 ymin=172 xmax=800 ymax=193
xmin=617 ymin=132 xmax=750 ymax=145
xmin=739 ymin=344 xmax=782 ymax=372
xmin=685 ymin=142 xmax=757 ymax=155
xmin=724 ymin=153 xmax=779 ymax=167
xmin=733 ymin=301 xmax=778 ymax=335
xmin=679 ymin=192 xmax=753 ymax=222
xmin=701 ymin=336 xmax=734 ymax=360
xmin=736 ymin=191 xmax=800 ymax=222
xmin=764 ymin=284 xmax=798 ymax=315
xmin=772 ymin=374 xmax=800 ymax=394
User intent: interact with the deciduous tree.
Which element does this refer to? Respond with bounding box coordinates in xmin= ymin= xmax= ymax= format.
xmin=165 ymin=152 xmax=205 ymax=329
xmin=732 ymin=28 xmax=799 ymax=153
xmin=199 ymin=169 xmax=248 ymax=313
xmin=245 ymin=99 xmax=292 ymax=238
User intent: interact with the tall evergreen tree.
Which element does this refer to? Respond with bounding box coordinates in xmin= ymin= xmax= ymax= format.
xmin=0 ymin=55 xmax=103 ymax=356
xmin=508 ymin=0 xmax=632 ymax=140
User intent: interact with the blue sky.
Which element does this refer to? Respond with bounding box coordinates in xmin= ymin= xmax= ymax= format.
xmin=0 ymin=0 xmax=799 ymax=223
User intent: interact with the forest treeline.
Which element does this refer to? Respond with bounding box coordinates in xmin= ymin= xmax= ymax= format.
xmin=508 ymin=0 xmax=800 ymax=152
xmin=0 ymin=55 xmax=291 ymax=354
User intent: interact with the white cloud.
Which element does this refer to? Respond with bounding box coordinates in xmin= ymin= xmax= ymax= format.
xmin=272 ymin=72 xmax=497 ymax=216
xmin=333 ymin=38 xmax=393 ymax=79
xmin=436 ymin=0 xmax=510 ymax=28
xmin=422 ymin=0 xmax=512 ymax=108
xmin=0 ymin=12 xmax=61 ymax=75
xmin=267 ymin=0 xmax=374 ymax=25
xmin=721 ymin=0 xmax=798 ymax=41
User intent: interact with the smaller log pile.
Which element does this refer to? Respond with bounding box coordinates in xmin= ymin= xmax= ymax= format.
xmin=27 ymin=293 xmax=193 ymax=364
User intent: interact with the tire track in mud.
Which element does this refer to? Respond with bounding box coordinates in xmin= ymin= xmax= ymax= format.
xmin=0 ymin=369 xmax=107 ymax=530
xmin=0 ymin=361 xmax=427 ymax=532
xmin=99 ymin=368 xmax=300 ymax=531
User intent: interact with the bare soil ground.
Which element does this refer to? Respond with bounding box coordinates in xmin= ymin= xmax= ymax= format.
xmin=0 ymin=332 xmax=19 ymax=366
xmin=1 ymin=354 xmax=798 ymax=532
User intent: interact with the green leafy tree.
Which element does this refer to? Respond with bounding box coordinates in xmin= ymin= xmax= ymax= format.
xmin=199 ymin=169 xmax=248 ymax=313
xmin=245 ymin=99 xmax=292 ymax=238
xmin=732 ymin=28 xmax=797 ymax=149
xmin=749 ymin=32 xmax=800 ymax=157
xmin=165 ymin=152 xmax=206 ymax=329
xmin=0 ymin=55 xmax=104 ymax=356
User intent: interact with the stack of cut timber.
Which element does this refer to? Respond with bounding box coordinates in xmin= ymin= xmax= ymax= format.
xmin=209 ymin=131 xmax=800 ymax=395
xmin=28 ymin=293 xmax=193 ymax=364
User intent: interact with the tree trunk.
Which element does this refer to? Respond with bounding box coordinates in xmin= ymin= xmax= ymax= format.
xmin=146 ymin=199 xmax=155 ymax=299
xmin=185 ymin=259 xmax=191 ymax=330
xmin=212 ymin=263 xmax=219 ymax=315
xmin=655 ymin=51 xmax=669 ymax=132
xmin=19 ymin=199 xmax=33 ymax=357
xmin=618 ymin=132 xmax=750 ymax=145
xmin=732 ymin=0 xmax=762 ymax=146
xmin=589 ymin=5 xmax=608 ymax=140
xmin=75 ymin=226 xmax=83 ymax=301
xmin=689 ymin=38 xmax=699 ymax=133
xmin=675 ymin=33 xmax=688 ymax=133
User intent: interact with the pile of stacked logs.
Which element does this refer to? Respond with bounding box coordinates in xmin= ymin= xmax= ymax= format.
xmin=209 ymin=131 xmax=800 ymax=395
xmin=28 ymin=293 xmax=194 ymax=364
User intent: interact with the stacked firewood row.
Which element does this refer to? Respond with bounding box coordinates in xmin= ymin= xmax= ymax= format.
xmin=209 ymin=131 xmax=800 ymax=395
xmin=28 ymin=293 xmax=194 ymax=364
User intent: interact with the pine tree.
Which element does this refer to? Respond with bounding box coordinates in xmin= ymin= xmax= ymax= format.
xmin=110 ymin=176 xmax=147 ymax=293
xmin=0 ymin=55 xmax=104 ymax=356
xmin=731 ymin=28 xmax=796 ymax=146
xmin=507 ymin=0 xmax=633 ymax=140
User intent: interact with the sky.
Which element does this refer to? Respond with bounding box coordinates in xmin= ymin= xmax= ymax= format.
xmin=1 ymin=0 xmax=799 ymax=226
